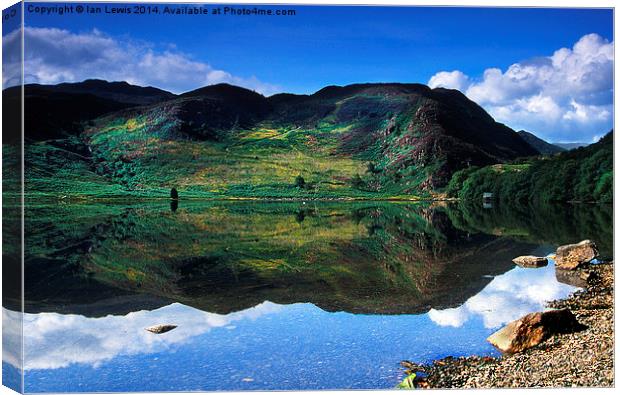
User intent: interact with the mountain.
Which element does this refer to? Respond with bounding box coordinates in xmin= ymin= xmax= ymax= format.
xmin=173 ymin=83 xmax=273 ymax=138
xmin=264 ymin=84 xmax=537 ymax=189
xmin=10 ymin=80 xmax=540 ymax=199
xmin=4 ymin=80 xmax=175 ymax=141
xmin=553 ymin=142 xmax=589 ymax=150
xmin=517 ymin=130 xmax=565 ymax=155
xmin=2 ymin=88 xmax=21 ymax=144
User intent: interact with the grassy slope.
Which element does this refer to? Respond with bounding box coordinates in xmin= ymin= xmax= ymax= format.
xmin=87 ymin=118 xmax=373 ymax=198
xmin=21 ymin=94 xmax=429 ymax=200
xmin=24 ymin=138 xmax=129 ymax=198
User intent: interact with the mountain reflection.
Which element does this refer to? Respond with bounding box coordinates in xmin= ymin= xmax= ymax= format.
xmin=14 ymin=201 xmax=611 ymax=317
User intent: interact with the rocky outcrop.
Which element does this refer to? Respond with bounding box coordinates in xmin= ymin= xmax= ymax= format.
xmin=555 ymin=240 xmax=599 ymax=270
xmin=487 ymin=309 xmax=584 ymax=353
xmin=512 ymin=255 xmax=548 ymax=268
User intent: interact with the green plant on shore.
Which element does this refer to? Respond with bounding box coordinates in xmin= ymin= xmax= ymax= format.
xmin=397 ymin=373 xmax=417 ymax=389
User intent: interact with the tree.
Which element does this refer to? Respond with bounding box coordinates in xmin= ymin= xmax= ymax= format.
xmin=295 ymin=175 xmax=306 ymax=189
xmin=445 ymin=166 xmax=478 ymax=198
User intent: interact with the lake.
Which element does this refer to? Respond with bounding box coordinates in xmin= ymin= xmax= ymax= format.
xmin=2 ymin=201 xmax=613 ymax=392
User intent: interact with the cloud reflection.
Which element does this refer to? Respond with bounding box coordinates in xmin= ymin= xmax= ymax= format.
xmin=428 ymin=263 xmax=577 ymax=329
xmin=14 ymin=301 xmax=283 ymax=370
xmin=7 ymin=263 xmax=578 ymax=373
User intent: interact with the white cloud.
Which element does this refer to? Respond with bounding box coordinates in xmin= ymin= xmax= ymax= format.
xmin=428 ymin=33 xmax=613 ymax=142
xmin=428 ymin=259 xmax=577 ymax=330
xmin=2 ymin=28 xmax=22 ymax=88
xmin=2 ymin=27 xmax=281 ymax=95
xmin=428 ymin=70 xmax=470 ymax=91
xmin=8 ymin=301 xmax=283 ymax=371
xmin=563 ymin=99 xmax=611 ymax=122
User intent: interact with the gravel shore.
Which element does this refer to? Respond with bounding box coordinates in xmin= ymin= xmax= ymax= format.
xmin=412 ymin=261 xmax=614 ymax=388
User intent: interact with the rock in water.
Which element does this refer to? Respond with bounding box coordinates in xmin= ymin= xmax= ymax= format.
xmin=555 ymin=240 xmax=599 ymax=270
xmin=145 ymin=324 xmax=178 ymax=334
xmin=512 ymin=255 xmax=548 ymax=268
xmin=487 ymin=309 xmax=584 ymax=353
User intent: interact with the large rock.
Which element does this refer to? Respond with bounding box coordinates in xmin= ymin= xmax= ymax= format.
xmin=487 ymin=309 xmax=584 ymax=353
xmin=512 ymin=255 xmax=548 ymax=268
xmin=555 ymin=240 xmax=599 ymax=270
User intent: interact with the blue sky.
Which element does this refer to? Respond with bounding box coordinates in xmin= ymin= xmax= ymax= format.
xmin=3 ymin=3 xmax=615 ymax=141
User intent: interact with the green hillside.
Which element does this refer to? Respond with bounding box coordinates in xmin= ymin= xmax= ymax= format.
xmin=446 ymin=131 xmax=613 ymax=203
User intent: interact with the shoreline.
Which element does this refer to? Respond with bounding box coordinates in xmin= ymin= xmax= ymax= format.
xmin=13 ymin=194 xmax=440 ymax=203
xmin=12 ymin=194 xmax=616 ymax=204
xmin=415 ymin=261 xmax=614 ymax=388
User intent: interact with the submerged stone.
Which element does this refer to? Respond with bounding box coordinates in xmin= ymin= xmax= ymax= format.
xmin=145 ymin=324 xmax=178 ymax=334
xmin=512 ymin=255 xmax=548 ymax=268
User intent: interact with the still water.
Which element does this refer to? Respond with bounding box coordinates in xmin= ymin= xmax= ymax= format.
xmin=3 ymin=201 xmax=613 ymax=392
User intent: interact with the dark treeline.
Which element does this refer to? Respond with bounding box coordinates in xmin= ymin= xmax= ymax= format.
xmin=446 ymin=131 xmax=613 ymax=204
xmin=444 ymin=201 xmax=613 ymax=259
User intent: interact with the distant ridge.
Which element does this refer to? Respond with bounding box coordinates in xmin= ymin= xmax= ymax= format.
xmin=3 ymin=80 xmax=176 ymax=141
xmin=552 ymin=142 xmax=590 ymax=151
xmin=517 ymin=130 xmax=565 ymax=155
xmin=35 ymin=79 xmax=176 ymax=105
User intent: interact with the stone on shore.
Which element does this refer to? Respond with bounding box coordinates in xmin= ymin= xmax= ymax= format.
xmin=145 ymin=324 xmax=178 ymax=334
xmin=487 ymin=309 xmax=584 ymax=353
xmin=512 ymin=255 xmax=548 ymax=268
xmin=555 ymin=240 xmax=599 ymax=270
xmin=580 ymin=270 xmax=597 ymax=282
xmin=555 ymin=268 xmax=588 ymax=288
